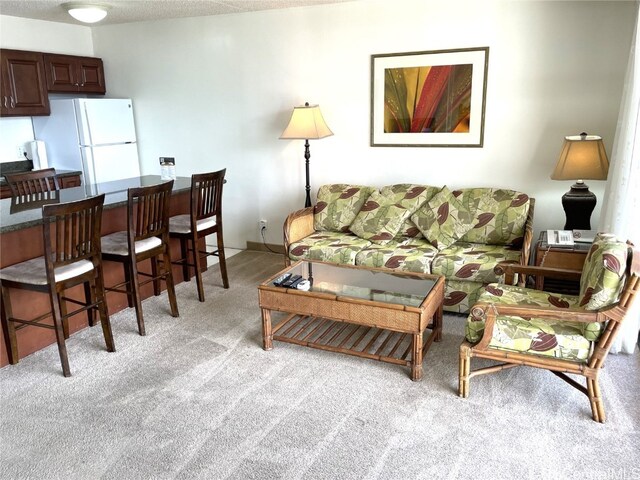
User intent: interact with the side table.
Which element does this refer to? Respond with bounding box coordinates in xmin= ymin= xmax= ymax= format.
xmin=533 ymin=231 xmax=591 ymax=294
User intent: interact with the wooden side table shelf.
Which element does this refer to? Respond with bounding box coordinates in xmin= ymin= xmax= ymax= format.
xmin=533 ymin=231 xmax=590 ymax=294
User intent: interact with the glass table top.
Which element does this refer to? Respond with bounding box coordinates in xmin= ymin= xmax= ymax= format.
xmin=273 ymin=261 xmax=437 ymax=308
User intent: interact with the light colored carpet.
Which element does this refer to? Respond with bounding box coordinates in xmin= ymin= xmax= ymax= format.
xmin=1 ymin=251 xmax=639 ymax=479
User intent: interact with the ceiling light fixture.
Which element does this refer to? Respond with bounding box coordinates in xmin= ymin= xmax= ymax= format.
xmin=63 ymin=2 xmax=109 ymax=23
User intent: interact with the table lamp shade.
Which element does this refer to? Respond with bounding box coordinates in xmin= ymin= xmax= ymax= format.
xmin=280 ymin=104 xmax=333 ymax=140
xmin=551 ymin=133 xmax=609 ymax=230
xmin=551 ymin=134 xmax=609 ymax=181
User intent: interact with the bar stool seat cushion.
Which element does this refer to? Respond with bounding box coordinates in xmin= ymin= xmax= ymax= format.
xmin=169 ymin=214 xmax=216 ymax=234
xmin=0 ymin=257 xmax=94 ymax=285
xmin=101 ymin=232 xmax=162 ymax=256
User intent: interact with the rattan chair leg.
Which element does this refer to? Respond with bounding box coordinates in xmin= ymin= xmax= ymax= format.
xmin=587 ymin=378 xmax=605 ymax=423
xmin=1 ymin=285 xmax=19 ymax=364
xmin=459 ymin=343 xmax=471 ymax=398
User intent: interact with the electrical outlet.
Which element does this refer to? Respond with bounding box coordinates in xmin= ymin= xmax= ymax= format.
xmin=16 ymin=145 xmax=27 ymax=160
xmin=259 ymin=220 xmax=267 ymax=237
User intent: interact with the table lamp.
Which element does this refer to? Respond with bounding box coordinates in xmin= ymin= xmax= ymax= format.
xmin=551 ymin=132 xmax=609 ymax=230
xmin=280 ymin=102 xmax=333 ymax=208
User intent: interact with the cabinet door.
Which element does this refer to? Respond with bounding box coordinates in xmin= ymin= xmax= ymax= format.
xmin=44 ymin=54 xmax=106 ymax=94
xmin=43 ymin=54 xmax=78 ymax=92
xmin=59 ymin=175 xmax=82 ymax=189
xmin=0 ymin=49 xmax=50 ymax=117
xmin=77 ymin=57 xmax=105 ymax=94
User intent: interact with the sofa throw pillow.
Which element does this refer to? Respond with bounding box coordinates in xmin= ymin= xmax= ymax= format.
xmin=578 ymin=233 xmax=628 ymax=310
xmin=457 ymin=188 xmax=531 ymax=246
xmin=349 ymin=191 xmax=414 ymax=244
xmin=314 ymin=184 xmax=376 ymax=232
xmin=410 ymin=185 xmax=474 ymax=250
xmin=380 ymin=184 xmax=440 ymax=239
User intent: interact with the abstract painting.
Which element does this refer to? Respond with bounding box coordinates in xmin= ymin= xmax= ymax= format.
xmin=371 ymin=47 xmax=489 ymax=147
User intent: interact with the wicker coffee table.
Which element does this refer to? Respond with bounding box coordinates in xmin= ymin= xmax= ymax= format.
xmin=258 ymin=261 xmax=444 ymax=380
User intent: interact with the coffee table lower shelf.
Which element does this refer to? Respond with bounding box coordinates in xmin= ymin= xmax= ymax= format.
xmin=271 ymin=312 xmax=436 ymax=374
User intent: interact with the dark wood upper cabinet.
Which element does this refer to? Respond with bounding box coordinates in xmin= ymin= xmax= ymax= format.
xmin=43 ymin=54 xmax=106 ymax=94
xmin=0 ymin=49 xmax=50 ymax=117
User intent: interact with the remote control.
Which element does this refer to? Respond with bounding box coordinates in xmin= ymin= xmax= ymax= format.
xmin=296 ymin=279 xmax=311 ymax=291
xmin=288 ymin=276 xmax=305 ymax=289
xmin=272 ymin=273 xmax=292 ymax=287
xmin=282 ymin=274 xmax=302 ymax=288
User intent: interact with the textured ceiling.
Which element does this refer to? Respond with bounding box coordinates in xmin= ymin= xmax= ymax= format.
xmin=0 ymin=0 xmax=359 ymax=26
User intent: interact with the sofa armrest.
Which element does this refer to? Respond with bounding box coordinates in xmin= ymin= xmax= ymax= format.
xmin=518 ymin=198 xmax=535 ymax=277
xmin=283 ymin=207 xmax=314 ymax=265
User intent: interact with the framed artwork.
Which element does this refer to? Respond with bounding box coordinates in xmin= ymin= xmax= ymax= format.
xmin=370 ymin=47 xmax=489 ymax=147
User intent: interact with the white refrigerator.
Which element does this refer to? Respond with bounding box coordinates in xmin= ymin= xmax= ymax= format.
xmin=32 ymin=98 xmax=141 ymax=187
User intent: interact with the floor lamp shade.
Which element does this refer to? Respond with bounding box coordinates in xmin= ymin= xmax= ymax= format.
xmin=551 ymin=133 xmax=609 ymax=230
xmin=280 ymin=103 xmax=334 ymax=207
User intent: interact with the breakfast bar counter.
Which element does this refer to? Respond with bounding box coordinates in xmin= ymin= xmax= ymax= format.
xmin=0 ymin=175 xmax=195 ymax=367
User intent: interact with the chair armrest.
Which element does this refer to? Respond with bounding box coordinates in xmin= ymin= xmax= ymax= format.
xmin=470 ymin=301 xmax=606 ymax=350
xmin=283 ymin=207 xmax=314 ymax=263
xmin=519 ymin=198 xmax=535 ymax=268
xmin=495 ymin=262 xmax=583 ymax=284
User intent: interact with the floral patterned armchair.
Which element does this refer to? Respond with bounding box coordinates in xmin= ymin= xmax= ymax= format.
xmin=459 ymin=234 xmax=639 ymax=423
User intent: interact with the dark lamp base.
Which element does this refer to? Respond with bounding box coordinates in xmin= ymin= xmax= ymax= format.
xmin=561 ymin=182 xmax=596 ymax=230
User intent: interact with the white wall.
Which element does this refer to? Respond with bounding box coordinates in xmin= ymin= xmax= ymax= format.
xmin=1 ymin=1 xmax=635 ymax=249
xmin=0 ymin=16 xmax=93 ymax=163
xmin=89 ymin=0 xmax=635 ymax=249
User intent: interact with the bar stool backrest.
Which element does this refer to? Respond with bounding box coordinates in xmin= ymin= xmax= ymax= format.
xmin=42 ymin=193 xmax=106 ymax=273
xmin=5 ymin=168 xmax=60 ymax=197
xmin=128 ymin=180 xmax=174 ymax=245
xmin=192 ymin=169 xmax=225 ymax=226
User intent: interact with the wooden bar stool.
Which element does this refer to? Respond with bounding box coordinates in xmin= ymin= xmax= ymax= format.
xmin=101 ymin=180 xmax=179 ymax=336
xmin=4 ymin=168 xmax=60 ymax=197
xmin=0 ymin=193 xmax=115 ymax=377
xmin=169 ymin=169 xmax=228 ymax=302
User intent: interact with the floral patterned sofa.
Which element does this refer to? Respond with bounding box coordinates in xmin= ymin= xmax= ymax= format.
xmin=283 ymin=183 xmax=535 ymax=313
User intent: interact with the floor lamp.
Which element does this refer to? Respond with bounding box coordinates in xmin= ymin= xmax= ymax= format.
xmin=280 ymin=102 xmax=333 ymax=208
xmin=551 ymin=133 xmax=609 ymax=230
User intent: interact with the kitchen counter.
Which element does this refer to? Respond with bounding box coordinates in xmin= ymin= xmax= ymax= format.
xmin=1 ymin=175 xmax=191 ymax=234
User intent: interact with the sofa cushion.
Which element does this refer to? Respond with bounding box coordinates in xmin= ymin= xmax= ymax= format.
xmin=579 ymin=233 xmax=628 ymax=310
xmin=379 ymin=184 xmax=441 ymax=239
xmin=355 ymin=237 xmax=438 ymax=273
xmin=410 ymin=186 xmax=475 ymax=250
xmin=457 ymin=188 xmax=530 ymax=246
xmin=288 ymin=231 xmax=371 ymax=264
xmin=349 ymin=191 xmax=413 ymax=245
xmin=431 ymin=242 xmax=522 ymax=283
xmin=465 ymin=284 xmax=591 ymax=362
xmin=314 ymin=185 xmax=375 ymax=233
xmin=443 ymin=279 xmax=486 ymax=313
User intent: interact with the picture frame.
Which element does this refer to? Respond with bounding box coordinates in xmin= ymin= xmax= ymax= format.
xmin=370 ymin=47 xmax=489 ymax=148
